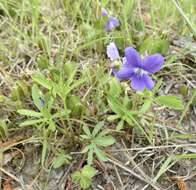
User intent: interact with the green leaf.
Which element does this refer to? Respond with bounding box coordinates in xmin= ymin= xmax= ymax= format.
xmin=80 ymin=135 xmax=91 ymax=140
xmin=82 ymin=125 xmax=91 ymax=137
xmin=108 ymin=78 xmax=122 ymax=97
xmin=49 ymin=120 xmax=56 ymax=132
xmin=32 ymin=84 xmax=44 ymax=110
xmin=153 ymin=156 xmax=175 ymax=182
xmin=0 ymin=120 xmax=8 ymax=139
xmin=140 ymin=99 xmax=152 ymax=114
xmin=92 ymin=122 xmax=104 ymax=137
xmin=107 ymin=115 xmax=120 ymax=122
xmin=123 ymin=0 xmax=134 ymax=24
xmin=17 ymin=109 xmax=42 ymax=117
xmin=32 ymin=73 xmax=52 ymax=90
xmin=155 ymin=95 xmax=184 ymax=110
xmin=52 ymin=153 xmax=71 ymax=168
xmin=94 ymin=136 xmax=115 ymax=147
xmin=81 ymin=145 xmax=90 ymax=153
xmin=41 ymin=138 xmax=48 ymax=166
xmin=116 ymin=120 xmax=124 ymax=131
xmin=94 ymin=146 xmax=108 ymax=162
xmin=64 ymin=63 xmax=78 ymax=85
xmin=87 ymin=146 xmax=94 ymax=166
xmin=71 ymin=171 xmax=81 ymax=182
xmin=71 ymin=165 xmax=96 ymax=189
xmin=80 ymin=176 xmax=91 ymax=189
xmin=139 ymin=37 xmax=169 ymax=54
xmin=19 ymin=118 xmax=45 ymax=126
xmin=107 ymin=95 xmax=125 ymax=116
xmin=82 ymin=165 xmax=97 ymax=178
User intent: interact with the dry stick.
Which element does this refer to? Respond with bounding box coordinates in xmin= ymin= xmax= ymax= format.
xmin=107 ymin=143 xmax=196 ymax=153
xmin=58 ymin=163 xmax=74 ymax=190
xmin=113 ymin=165 xmax=124 ymax=190
xmin=0 ymin=167 xmax=24 ymax=189
xmin=70 ymin=143 xmax=196 ymax=155
xmin=0 ymin=149 xmax=2 ymax=188
xmin=121 ymin=140 xmax=161 ymax=190
xmin=107 ymin=157 xmax=163 ymax=190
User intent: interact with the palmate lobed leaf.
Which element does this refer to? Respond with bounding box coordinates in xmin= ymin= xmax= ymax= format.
xmin=80 ymin=176 xmax=92 ymax=189
xmin=71 ymin=171 xmax=81 ymax=182
xmin=52 ymin=153 xmax=71 ymax=169
xmin=71 ymin=165 xmax=96 ymax=189
xmin=82 ymin=165 xmax=97 ymax=178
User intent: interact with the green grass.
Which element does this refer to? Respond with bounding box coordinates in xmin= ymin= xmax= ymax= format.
xmin=0 ymin=0 xmax=196 ymax=189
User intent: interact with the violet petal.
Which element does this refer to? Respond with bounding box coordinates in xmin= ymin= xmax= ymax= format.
xmin=125 ymin=47 xmax=142 ymax=68
xmin=142 ymin=53 xmax=164 ymax=73
xmin=115 ymin=67 xmax=134 ymax=80
xmin=143 ymin=74 xmax=154 ymax=90
xmin=130 ymin=74 xmax=146 ymax=91
xmin=107 ymin=42 xmax=120 ymax=61
xmin=130 ymin=73 xmax=154 ymax=91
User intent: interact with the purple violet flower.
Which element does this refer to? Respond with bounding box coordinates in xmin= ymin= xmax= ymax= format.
xmin=101 ymin=8 xmax=108 ymax=16
xmin=115 ymin=47 xmax=164 ymax=91
xmin=107 ymin=42 xmax=120 ymax=61
xmin=105 ymin=16 xmax=119 ymax=31
xmin=39 ymin=97 xmax=45 ymax=107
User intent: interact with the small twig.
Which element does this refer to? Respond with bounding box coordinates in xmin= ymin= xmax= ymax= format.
xmin=107 ymin=156 xmax=163 ymax=190
xmin=61 ymin=163 xmax=75 ymax=190
xmin=107 ymin=143 xmax=196 ymax=153
xmin=113 ymin=165 xmax=124 ymax=190
xmin=0 ymin=149 xmax=3 ymax=188
xmin=71 ymin=143 xmax=196 ymax=155
xmin=65 ymin=176 xmax=72 ymax=190
xmin=0 ymin=167 xmax=24 ymax=189
xmin=77 ymin=154 xmax=86 ymax=170
xmin=121 ymin=140 xmax=162 ymax=190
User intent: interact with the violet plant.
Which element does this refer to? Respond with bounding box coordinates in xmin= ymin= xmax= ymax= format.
xmin=107 ymin=42 xmax=164 ymax=91
xmin=106 ymin=42 xmax=184 ymax=140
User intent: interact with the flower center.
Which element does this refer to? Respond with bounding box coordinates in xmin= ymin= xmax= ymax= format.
xmin=134 ymin=68 xmax=147 ymax=77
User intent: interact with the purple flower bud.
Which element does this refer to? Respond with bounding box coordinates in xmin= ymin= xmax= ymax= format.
xmin=105 ymin=16 xmax=119 ymax=31
xmin=107 ymin=42 xmax=120 ymax=61
xmin=39 ymin=97 xmax=45 ymax=107
xmin=101 ymin=8 xmax=108 ymax=16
